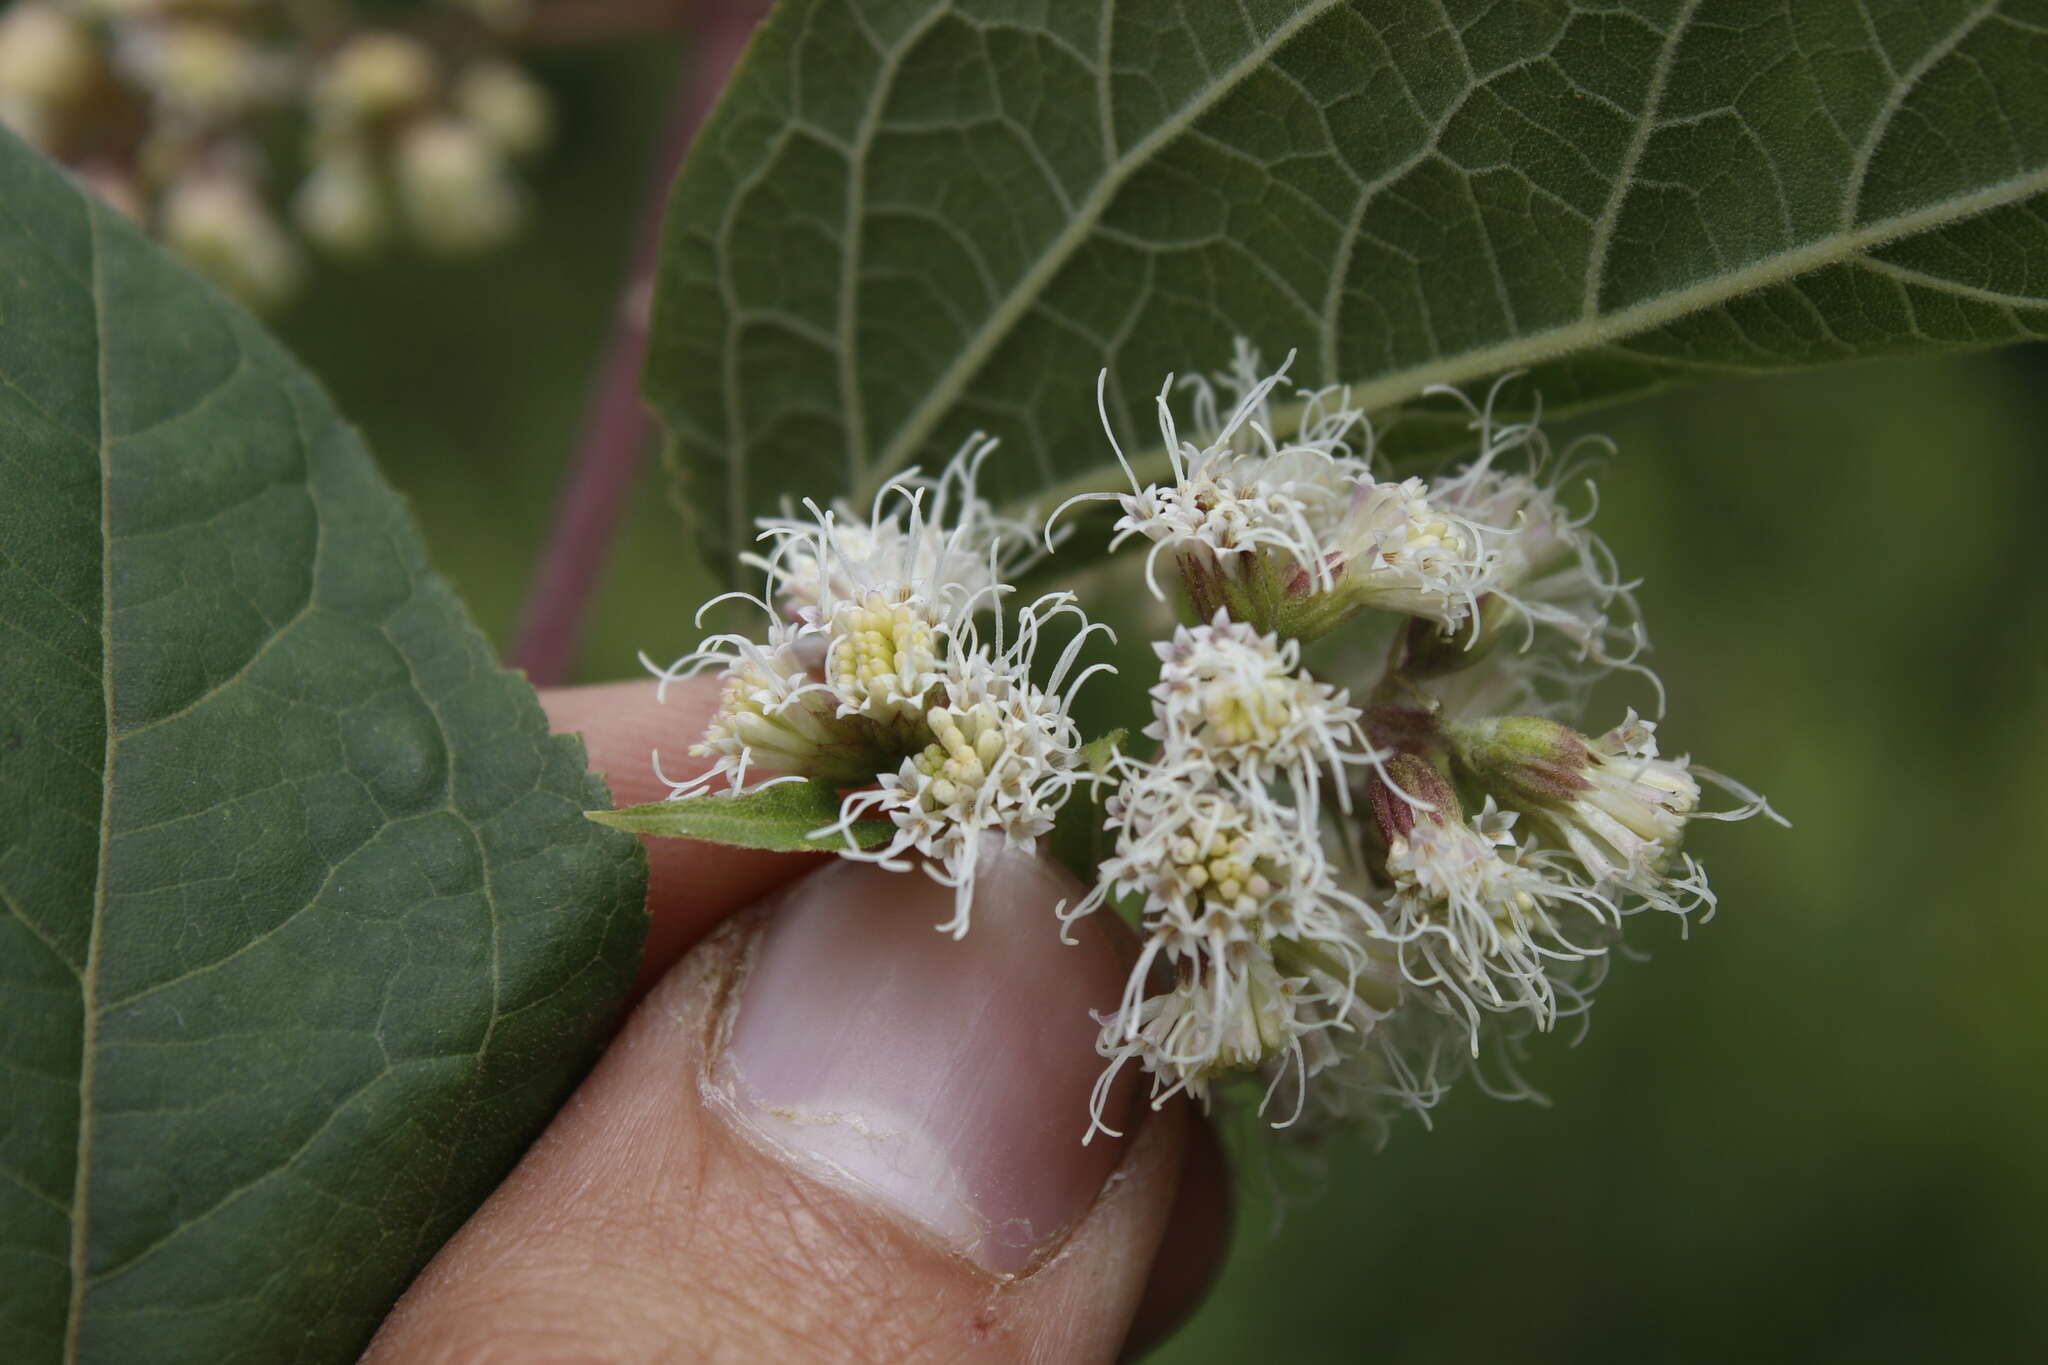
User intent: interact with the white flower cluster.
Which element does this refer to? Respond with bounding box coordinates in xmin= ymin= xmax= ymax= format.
xmin=653 ymin=436 xmax=1105 ymax=939
xmin=1055 ymin=351 xmax=1784 ymax=1138
xmin=1059 ymin=614 xmax=1396 ymax=1137
xmin=655 ymin=343 xmax=1782 ymax=1146
xmin=1060 ymin=343 xmax=1499 ymax=640
xmin=0 ymin=0 xmax=549 ymax=307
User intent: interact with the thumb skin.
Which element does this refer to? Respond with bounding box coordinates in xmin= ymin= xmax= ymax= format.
xmin=363 ymin=849 xmax=1191 ymax=1363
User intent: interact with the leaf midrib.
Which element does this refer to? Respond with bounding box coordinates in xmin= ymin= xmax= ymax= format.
xmin=64 ymin=202 xmax=110 ymax=1365
xmin=1347 ymin=166 xmax=2048 ymax=409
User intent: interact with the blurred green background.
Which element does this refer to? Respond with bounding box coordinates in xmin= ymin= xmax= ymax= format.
xmin=275 ymin=42 xmax=2048 ymax=1365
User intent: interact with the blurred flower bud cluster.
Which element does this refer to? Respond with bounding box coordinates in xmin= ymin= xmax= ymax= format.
xmin=0 ymin=0 xmax=552 ymax=307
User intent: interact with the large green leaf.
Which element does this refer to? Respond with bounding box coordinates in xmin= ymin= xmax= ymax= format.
xmin=0 ymin=133 xmax=647 ymax=1363
xmin=648 ymin=0 xmax=2048 ymax=568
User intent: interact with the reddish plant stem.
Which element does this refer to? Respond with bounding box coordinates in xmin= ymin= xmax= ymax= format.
xmin=511 ymin=5 xmax=763 ymax=685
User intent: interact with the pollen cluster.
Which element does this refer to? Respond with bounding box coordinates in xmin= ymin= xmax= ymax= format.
xmin=825 ymin=593 xmax=942 ymax=725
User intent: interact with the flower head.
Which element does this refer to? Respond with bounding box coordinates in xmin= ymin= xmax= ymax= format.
xmin=1322 ymin=474 xmax=1496 ymax=628
xmin=1066 ymin=755 xmax=1387 ymax=1135
xmin=748 ymin=434 xmax=1046 ymax=625
xmin=294 ymin=146 xmax=386 ymax=254
xmin=1144 ymin=611 xmax=1381 ymax=811
xmin=314 ymin=31 xmax=437 ymax=128
xmin=668 ymin=587 xmax=950 ymax=794
xmin=821 ymin=589 xmax=948 ymax=727
xmin=395 ymin=116 xmax=522 ymax=253
xmin=1295 ymin=989 xmax=1472 ymax=1138
xmin=124 ymin=21 xmax=278 ymax=119
xmin=1369 ymin=755 xmax=1618 ymax=1047
xmin=1178 ymin=336 xmax=1364 ymax=458
xmin=1070 ymin=350 xmax=1495 ymax=639
xmin=824 ymin=594 xmax=1110 ymax=937
xmin=679 ymin=621 xmax=885 ymax=788
xmin=1091 ymin=951 xmax=1312 ymax=1137
xmin=1453 ymin=710 xmax=1782 ymax=920
xmin=456 ymin=60 xmax=551 ymax=157
xmin=665 ymin=442 xmax=1106 ymax=820
xmin=161 ymin=171 xmax=302 ymax=307
xmin=1096 ymin=357 xmax=1363 ymax=606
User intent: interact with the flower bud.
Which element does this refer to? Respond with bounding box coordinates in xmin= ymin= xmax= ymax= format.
xmin=142 ymin=22 xmax=271 ymax=117
xmin=1452 ymin=711 xmax=1702 ymax=886
xmin=1166 ymin=540 xmax=1352 ymax=643
xmin=293 ymin=147 xmax=387 ymax=255
xmin=1367 ymin=752 xmax=1460 ymax=845
xmin=162 ymin=173 xmax=302 ymax=307
xmin=395 ymin=117 xmax=522 ymax=252
xmin=1170 ymin=539 xmax=1295 ymax=638
xmin=1446 ymin=715 xmax=1592 ymax=812
xmin=315 ymin=31 xmax=436 ymax=127
xmin=0 ymin=4 xmax=96 ymax=143
xmin=455 ymin=60 xmax=550 ymax=157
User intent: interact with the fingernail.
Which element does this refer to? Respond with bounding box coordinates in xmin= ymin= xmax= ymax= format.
xmin=717 ymin=849 xmax=1136 ymax=1275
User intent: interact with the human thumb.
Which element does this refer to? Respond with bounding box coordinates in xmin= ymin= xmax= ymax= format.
xmin=363 ymin=848 xmax=1211 ymax=1362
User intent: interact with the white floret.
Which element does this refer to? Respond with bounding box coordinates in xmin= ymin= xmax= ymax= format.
xmin=1144 ymin=611 xmax=1383 ymax=812
xmin=1381 ymin=798 xmax=1618 ymax=1049
xmin=748 ymin=433 xmax=1048 ymax=625
xmin=818 ymin=592 xmax=1112 ymax=938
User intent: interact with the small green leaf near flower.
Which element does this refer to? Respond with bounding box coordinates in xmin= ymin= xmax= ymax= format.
xmin=589 ymin=781 xmax=899 ymax=852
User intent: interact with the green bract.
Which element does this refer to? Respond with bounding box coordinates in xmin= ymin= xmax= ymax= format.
xmin=591 ymin=780 xmax=898 ymax=851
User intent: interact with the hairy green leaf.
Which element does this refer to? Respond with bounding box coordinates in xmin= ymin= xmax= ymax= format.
xmin=591 ymin=780 xmax=896 ymax=851
xmin=0 ymin=133 xmax=647 ymax=1364
xmin=649 ymin=0 xmax=2048 ymax=570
